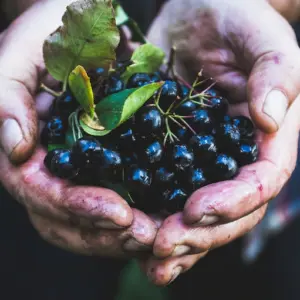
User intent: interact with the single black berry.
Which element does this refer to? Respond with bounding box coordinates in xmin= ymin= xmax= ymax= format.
xmin=125 ymin=165 xmax=152 ymax=194
xmin=216 ymin=123 xmax=241 ymax=150
xmin=105 ymin=74 xmax=125 ymax=95
xmin=175 ymin=100 xmax=197 ymax=115
xmin=112 ymin=122 xmax=136 ymax=151
xmin=137 ymin=138 xmax=164 ymax=166
xmin=183 ymin=167 xmax=208 ymax=192
xmin=150 ymin=72 xmax=161 ymax=83
xmin=72 ymin=138 xmax=102 ymax=168
xmin=154 ymin=167 xmax=176 ymax=189
xmin=161 ymin=188 xmax=188 ymax=213
xmin=232 ymin=116 xmax=255 ymax=138
xmin=49 ymin=149 xmax=79 ymax=179
xmin=134 ymin=106 xmax=164 ymax=136
xmin=127 ymin=73 xmax=152 ymax=88
xmin=209 ymin=154 xmax=238 ymax=181
xmin=206 ymin=88 xmax=220 ymax=98
xmin=222 ymin=115 xmax=232 ymax=123
xmin=41 ymin=116 xmax=67 ymax=146
xmin=170 ymin=144 xmax=194 ymax=171
xmin=97 ymin=148 xmax=123 ymax=182
xmin=180 ymin=85 xmax=190 ymax=98
xmin=159 ymin=80 xmax=182 ymax=110
xmin=55 ymin=92 xmax=79 ymax=118
xmin=189 ymin=109 xmax=215 ymax=134
xmin=189 ymin=135 xmax=217 ymax=164
xmin=173 ymin=126 xmax=193 ymax=143
xmin=208 ymin=97 xmax=229 ymax=118
xmin=234 ymin=140 xmax=259 ymax=166
xmin=116 ymin=60 xmax=132 ymax=74
xmin=44 ymin=149 xmax=65 ymax=171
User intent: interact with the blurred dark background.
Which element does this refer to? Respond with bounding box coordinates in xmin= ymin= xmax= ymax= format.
xmin=1 ymin=1 xmax=300 ymax=300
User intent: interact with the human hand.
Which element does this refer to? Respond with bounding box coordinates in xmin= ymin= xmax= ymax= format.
xmin=144 ymin=0 xmax=300 ymax=283
xmin=0 ymin=0 xmax=157 ymax=257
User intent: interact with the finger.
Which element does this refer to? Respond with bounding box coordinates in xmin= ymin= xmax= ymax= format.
xmin=183 ymin=97 xmax=300 ymax=227
xmin=245 ymin=5 xmax=300 ymax=133
xmin=0 ymin=147 xmax=133 ymax=229
xmin=154 ymin=205 xmax=267 ymax=258
xmin=29 ymin=208 xmax=157 ymax=257
xmin=144 ymin=253 xmax=207 ymax=286
xmin=36 ymin=92 xmax=55 ymax=120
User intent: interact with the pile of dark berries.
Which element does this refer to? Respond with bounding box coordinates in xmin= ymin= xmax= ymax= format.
xmin=42 ymin=62 xmax=259 ymax=214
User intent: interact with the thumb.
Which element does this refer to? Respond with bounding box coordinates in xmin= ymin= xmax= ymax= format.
xmin=0 ymin=77 xmax=38 ymax=164
xmin=246 ymin=9 xmax=300 ymax=133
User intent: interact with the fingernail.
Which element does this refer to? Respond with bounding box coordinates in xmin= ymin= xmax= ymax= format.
xmin=263 ymin=90 xmax=288 ymax=129
xmin=0 ymin=119 xmax=23 ymax=156
xmin=193 ymin=215 xmax=219 ymax=226
xmin=172 ymin=245 xmax=191 ymax=257
xmin=168 ymin=266 xmax=183 ymax=285
xmin=123 ymin=239 xmax=151 ymax=252
xmin=94 ymin=220 xmax=124 ymax=229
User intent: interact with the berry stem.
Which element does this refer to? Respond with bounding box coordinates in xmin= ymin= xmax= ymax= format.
xmin=165 ymin=118 xmax=177 ymax=143
xmin=40 ymin=83 xmax=63 ymax=98
xmin=188 ymin=71 xmax=203 ymax=98
xmin=191 ymin=100 xmax=210 ymax=107
xmin=176 ymin=75 xmax=193 ymax=90
xmin=201 ymin=81 xmax=217 ymax=95
xmin=166 ymin=96 xmax=181 ymax=114
xmin=171 ymin=115 xmax=196 ymax=135
xmin=154 ymin=88 xmax=165 ymax=115
xmin=169 ymin=115 xmax=186 ymax=129
xmin=127 ymin=192 xmax=135 ymax=204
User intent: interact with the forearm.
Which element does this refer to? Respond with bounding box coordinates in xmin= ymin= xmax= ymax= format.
xmin=268 ymin=0 xmax=300 ymax=21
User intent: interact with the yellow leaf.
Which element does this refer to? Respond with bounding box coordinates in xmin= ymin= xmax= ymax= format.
xmin=68 ymin=65 xmax=95 ymax=117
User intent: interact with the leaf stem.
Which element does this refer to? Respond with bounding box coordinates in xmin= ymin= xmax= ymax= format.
xmin=126 ymin=19 xmax=147 ymax=44
xmin=166 ymin=46 xmax=176 ymax=78
xmin=68 ymin=109 xmax=83 ymax=143
xmin=154 ymin=88 xmax=165 ymax=115
xmin=62 ymin=79 xmax=68 ymax=93
xmin=40 ymin=83 xmax=63 ymax=98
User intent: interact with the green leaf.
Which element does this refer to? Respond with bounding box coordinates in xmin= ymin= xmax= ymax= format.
xmin=43 ymin=0 xmax=120 ymax=86
xmin=121 ymin=44 xmax=165 ymax=83
xmin=68 ymin=65 xmax=95 ymax=117
xmin=79 ymin=117 xmax=111 ymax=136
xmin=95 ymin=82 xmax=164 ymax=131
xmin=114 ymin=2 xmax=129 ymax=26
xmin=47 ymin=144 xmax=68 ymax=152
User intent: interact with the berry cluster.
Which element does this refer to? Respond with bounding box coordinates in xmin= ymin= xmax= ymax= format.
xmin=42 ymin=64 xmax=258 ymax=214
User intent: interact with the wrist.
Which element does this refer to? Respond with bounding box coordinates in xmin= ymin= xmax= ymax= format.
xmin=267 ymin=0 xmax=300 ymax=21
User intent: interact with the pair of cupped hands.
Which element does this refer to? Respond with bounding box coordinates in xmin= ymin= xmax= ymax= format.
xmin=1 ymin=0 xmax=300 ymax=285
